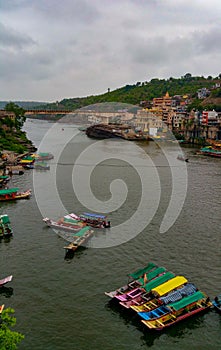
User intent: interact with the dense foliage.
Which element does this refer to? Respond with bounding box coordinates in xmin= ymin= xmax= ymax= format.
xmin=0 ymin=103 xmax=34 ymax=153
xmin=0 ymin=308 xmax=24 ymax=350
xmin=5 ymin=102 xmax=26 ymax=129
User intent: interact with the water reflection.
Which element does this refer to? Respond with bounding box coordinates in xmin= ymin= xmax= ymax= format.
xmin=0 ymin=287 xmax=13 ymax=298
xmin=64 ymin=246 xmax=87 ymax=262
xmin=107 ymin=298 xmax=210 ymax=347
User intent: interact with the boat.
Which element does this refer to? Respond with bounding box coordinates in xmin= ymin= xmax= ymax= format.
xmin=177 ymin=154 xmax=189 ymax=162
xmin=0 ymin=215 xmax=13 ymax=238
xmin=136 ymin=283 xmax=197 ymax=318
xmin=0 ymin=275 xmax=13 ymax=287
xmin=141 ymin=291 xmax=212 ymax=331
xmin=34 ymin=161 xmax=50 ymax=170
xmin=200 ymin=146 xmax=221 ymax=158
xmin=43 ymin=216 xmax=85 ymax=232
xmin=105 ymin=262 xmax=158 ymax=298
xmin=63 ymin=226 xmax=94 ymax=252
xmin=36 ymin=152 xmax=54 ymax=161
xmin=19 ymin=155 xmax=35 ymax=168
xmin=118 ymin=275 xmax=187 ymax=309
xmin=213 ymin=295 xmax=221 ymax=314
xmin=114 ymin=272 xmax=176 ymax=303
xmin=0 ymin=176 xmax=10 ymax=188
xmin=0 ymin=188 xmax=31 ymax=201
xmin=78 ymin=212 xmax=111 ymax=228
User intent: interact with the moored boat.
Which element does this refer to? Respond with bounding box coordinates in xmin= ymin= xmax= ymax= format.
xmin=0 ymin=214 xmax=13 ymax=238
xmin=0 ymin=188 xmax=31 ymax=201
xmin=0 ymin=275 xmax=13 ymax=287
xmin=200 ymin=146 xmax=221 ymax=158
xmin=43 ymin=217 xmax=85 ymax=232
xmin=141 ymin=291 xmax=212 ymax=330
xmin=213 ymin=295 xmax=221 ymax=314
xmin=105 ymin=262 xmax=158 ymax=299
xmin=34 ymin=161 xmax=50 ymax=170
xmin=63 ymin=226 xmax=94 ymax=252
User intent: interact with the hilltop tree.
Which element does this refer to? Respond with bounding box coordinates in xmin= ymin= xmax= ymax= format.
xmin=5 ymin=102 xmax=26 ymax=129
xmin=0 ymin=307 xmax=25 ymax=349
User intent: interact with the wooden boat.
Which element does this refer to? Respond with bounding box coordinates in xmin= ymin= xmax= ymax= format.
xmin=119 ymin=275 xmax=188 ymax=309
xmin=105 ymin=262 xmax=158 ymax=299
xmin=213 ymin=295 xmax=221 ymax=314
xmin=0 ymin=188 xmax=31 ymax=201
xmin=0 ymin=175 xmax=10 ymax=188
xmin=200 ymin=146 xmax=221 ymax=158
xmin=141 ymin=291 xmax=212 ymax=330
xmin=137 ymin=283 xmax=198 ymax=320
xmin=36 ymin=152 xmax=54 ymax=161
xmin=0 ymin=275 xmax=13 ymax=287
xmin=43 ymin=217 xmax=85 ymax=232
xmin=115 ymin=272 xmax=176 ymax=302
xmin=79 ymin=212 xmax=111 ymax=228
xmin=34 ymin=161 xmax=50 ymax=170
xmin=63 ymin=226 xmax=94 ymax=252
xmin=0 ymin=215 xmax=13 ymax=238
xmin=129 ymin=282 xmax=197 ymax=312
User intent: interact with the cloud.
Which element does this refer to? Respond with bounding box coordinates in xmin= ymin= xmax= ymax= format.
xmin=0 ymin=22 xmax=36 ymax=49
xmin=0 ymin=0 xmax=221 ymax=100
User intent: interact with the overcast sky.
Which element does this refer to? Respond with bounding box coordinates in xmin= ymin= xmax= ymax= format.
xmin=1 ymin=0 xmax=221 ymax=102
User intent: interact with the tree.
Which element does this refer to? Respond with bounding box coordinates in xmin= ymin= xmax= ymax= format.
xmin=5 ymin=102 xmax=26 ymax=129
xmin=0 ymin=308 xmax=24 ymax=349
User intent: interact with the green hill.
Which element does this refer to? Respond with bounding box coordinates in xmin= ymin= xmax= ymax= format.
xmin=38 ymin=74 xmax=221 ymax=111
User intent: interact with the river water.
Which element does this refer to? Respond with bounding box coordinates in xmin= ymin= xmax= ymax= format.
xmin=0 ymin=118 xmax=220 ymax=350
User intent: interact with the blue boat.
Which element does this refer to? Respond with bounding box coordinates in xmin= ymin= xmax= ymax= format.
xmin=213 ymin=295 xmax=221 ymax=314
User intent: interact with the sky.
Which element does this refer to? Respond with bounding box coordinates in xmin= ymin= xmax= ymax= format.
xmin=1 ymin=0 xmax=221 ymax=102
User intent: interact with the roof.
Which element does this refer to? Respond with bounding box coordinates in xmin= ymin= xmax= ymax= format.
xmin=0 ymin=188 xmax=19 ymax=195
xmin=152 ymin=276 xmax=188 ymax=297
xmin=159 ymin=283 xmax=197 ymax=305
xmin=143 ymin=271 xmax=175 ymax=292
xmin=82 ymin=212 xmax=107 ymax=219
xmin=138 ymin=266 xmax=167 ymax=285
xmin=128 ymin=262 xmax=157 ymax=280
xmin=72 ymin=226 xmax=91 ymax=237
xmin=168 ymin=291 xmax=205 ymax=311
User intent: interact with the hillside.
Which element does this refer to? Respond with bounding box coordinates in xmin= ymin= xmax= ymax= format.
xmin=37 ymin=74 xmax=221 ymax=111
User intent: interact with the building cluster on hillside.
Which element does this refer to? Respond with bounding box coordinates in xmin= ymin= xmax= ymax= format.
xmin=136 ymin=89 xmax=221 ymax=140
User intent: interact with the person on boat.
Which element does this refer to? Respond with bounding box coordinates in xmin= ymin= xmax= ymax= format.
xmin=214 ymin=296 xmax=220 ymax=305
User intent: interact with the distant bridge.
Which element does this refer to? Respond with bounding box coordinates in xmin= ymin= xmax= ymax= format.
xmin=24 ymin=110 xmax=73 ymax=115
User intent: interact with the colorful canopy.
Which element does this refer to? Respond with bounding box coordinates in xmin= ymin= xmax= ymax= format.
xmin=138 ymin=266 xmax=167 ymax=285
xmin=128 ymin=262 xmax=157 ymax=280
xmin=152 ymin=276 xmax=188 ymax=297
xmin=168 ymin=291 xmax=205 ymax=311
xmin=143 ymin=272 xmax=175 ymax=293
xmin=0 ymin=188 xmax=19 ymax=195
xmin=82 ymin=212 xmax=107 ymax=219
xmin=160 ymin=283 xmax=197 ymax=305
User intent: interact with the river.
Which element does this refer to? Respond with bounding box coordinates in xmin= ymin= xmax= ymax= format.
xmin=0 ymin=118 xmax=220 ymax=349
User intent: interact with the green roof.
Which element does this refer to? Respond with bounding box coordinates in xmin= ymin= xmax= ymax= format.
xmin=143 ymin=271 xmax=175 ymax=292
xmin=72 ymin=226 xmax=91 ymax=237
xmin=64 ymin=217 xmax=80 ymax=224
xmin=0 ymin=188 xmax=19 ymax=195
xmin=128 ymin=262 xmax=157 ymax=280
xmin=169 ymin=291 xmax=205 ymax=311
xmin=138 ymin=267 xmax=167 ymax=285
xmin=38 ymin=152 xmax=51 ymax=156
